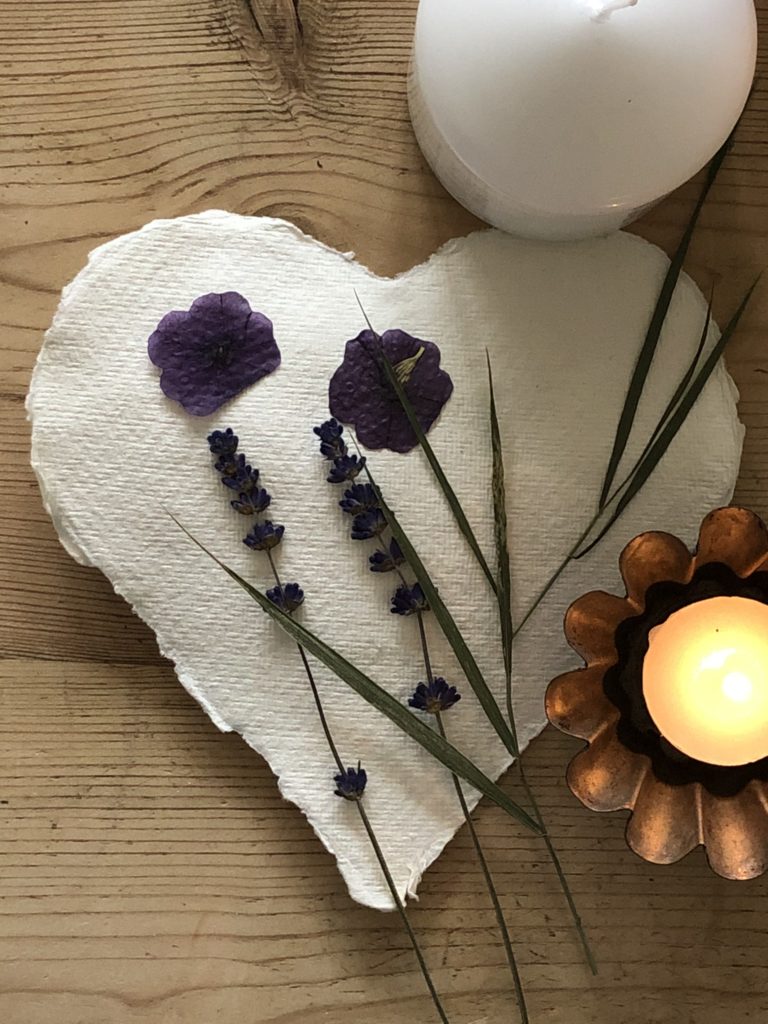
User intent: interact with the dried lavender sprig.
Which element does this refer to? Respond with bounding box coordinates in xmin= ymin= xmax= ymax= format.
xmin=317 ymin=419 xmax=528 ymax=1022
xmin=209 ymin=430 xmax=341 ymax=766
xmin=347 ymin=310 xmax=596 ymax=971
xmin=262 ymin=547 xmax=450 ymax=1024
xmin=411 ymin=615 xmax=529 ymax=1024
xmin=319 ymin=422 xmax=515 ymax=756
xmin=347 ymin=789 xmax=451 ymax=1024
xmin=208 ymin=429 xmax=451 ymax=1024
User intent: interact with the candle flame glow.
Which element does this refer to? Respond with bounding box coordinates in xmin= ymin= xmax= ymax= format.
xmin=722 ymin=671 xmax=754 ymax=704
xmin=643 ymin=597 xmax=768 ymax=767
xmin=700 ymin=647 xmax=734 ymax=671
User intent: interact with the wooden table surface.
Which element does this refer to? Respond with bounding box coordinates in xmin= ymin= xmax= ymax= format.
xmin=3 ymin=3 xmax=768 ymax=1022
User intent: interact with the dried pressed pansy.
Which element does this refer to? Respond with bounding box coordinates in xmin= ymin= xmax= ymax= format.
xmin=329 ymin=329 xmax=453 ymax=454
xmin=148 ymin=292 xmax=280 ymax=416
xmin=546 ymin=507 xmax=768 ymax=880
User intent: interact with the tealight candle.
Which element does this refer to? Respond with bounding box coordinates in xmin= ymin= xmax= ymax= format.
xmin=643 ymin=597 xmax=768 ymax=767
xmin=409 ymin=0 xmax=757 ymax=240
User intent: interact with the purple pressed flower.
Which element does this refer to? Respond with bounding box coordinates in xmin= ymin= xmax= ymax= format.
xmin=222 ymin=469 xmax=261 ymax=496
xmin=327 ymin=454 xmax=366 ymax=484
xmin=391 ymin=582 xmax=428 ymax=616
xmin=351 ymin=508 xmax=387 ymax=541
xmin=334 ymin=762 xmax=367 ymax=801
xmin=313 ymin=419 xmax=347 ymax=461
xmin=369 ymin=537 xmax=404 ymax=573
xmin=148 ymin=292 xmax=281 ymax=416
xmin=339 ymin=483 xmax=379 ymax=516
xmin=207 ymin=432 xmax=299 ymax=622
xmin=244 ymin=521 xmax=285 ymax=551
xmin=267 ymin=582 xmax=304 ymax=612
xmin=231 ymin=487 xmax=271 ymax=515
xmin=209 ymin=428 xmax=277 ymax=543
xmin=329 ymin=328 xmax=453 ymax=454
xmin=213 ymin=450 xmax=265 ymax=504
xmin=408 ymin=678 xmax=461 ymax=714
xmin=217 ymin=451 xmax=243 ymax=473
xmin=214 ymin=450 xmax=245 ymax=477
xmin=207 ymin=428 xmax=239 ymax=456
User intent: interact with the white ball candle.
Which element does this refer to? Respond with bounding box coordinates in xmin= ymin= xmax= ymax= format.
xmin=643 ymin=597 xmax=768 ymax=767
xmin=409 ymin=0 xmax=757 ymax=241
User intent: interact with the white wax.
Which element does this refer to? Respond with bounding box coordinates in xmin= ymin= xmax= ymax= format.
xmin=409 ymin=0 xmax=756 ymax=241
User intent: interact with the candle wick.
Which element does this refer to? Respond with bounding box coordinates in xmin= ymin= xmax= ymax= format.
xmin=591 ymin=0 xmax=638 ymax=22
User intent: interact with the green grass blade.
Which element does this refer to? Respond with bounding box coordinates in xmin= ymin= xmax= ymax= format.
xmin=486 ymin=353 xmax=515 ymax=730
xmin=578 ymin=277 xmax=759 ymax=557
xmin=352 ymin=291 xmax=497 ymax=595
xmin=487 ymin=354 xmax=599 ymax=975
xmin=574 ymin=297 xmax=713 ymax=561
xmin=172 ymin=518 xmax=541 ymax=835
xmin=364 ymin=468 xmax=520 ymax=759
xmin=611 ymin=278 xmax=759 ymax=518
xmin=381 ymin=353 xmax=498 ymax=594
xmin=636 ymin=294 xmax=714 ymax=460
xmin=598 ymin=133 xmax=733 ymax=509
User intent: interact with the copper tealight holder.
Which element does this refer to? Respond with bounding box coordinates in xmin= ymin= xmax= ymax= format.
xmin=546 ymin=506 xmax=768 ymax=880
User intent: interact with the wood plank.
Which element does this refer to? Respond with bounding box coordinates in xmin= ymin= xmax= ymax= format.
xmin=1 ymin=661 xmax=767 ymax=1024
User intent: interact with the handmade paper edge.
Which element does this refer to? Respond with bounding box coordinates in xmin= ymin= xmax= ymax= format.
xmin=25 ymin=211 xmax=747 ymax=910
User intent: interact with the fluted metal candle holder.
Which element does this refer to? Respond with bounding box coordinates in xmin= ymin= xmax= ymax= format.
xmin=546 ymin=507 xmax=768 ymax=880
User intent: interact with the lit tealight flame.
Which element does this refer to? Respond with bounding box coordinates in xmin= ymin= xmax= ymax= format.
xmin=643 ymin=597 xmax=768 ymax=767
xmin=722 ymin=671 xmax=754 ymax=704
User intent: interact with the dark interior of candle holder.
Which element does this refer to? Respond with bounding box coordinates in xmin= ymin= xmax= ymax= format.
xmin=604 ymin=561 xmax=768 ymax=797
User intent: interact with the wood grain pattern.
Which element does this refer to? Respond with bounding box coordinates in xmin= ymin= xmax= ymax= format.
xmin=2 ymin=2 xmax=768 ymax=1021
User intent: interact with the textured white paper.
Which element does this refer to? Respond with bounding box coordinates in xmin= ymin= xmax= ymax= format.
xmin=28 ymin=212 xmax=743 ymax=910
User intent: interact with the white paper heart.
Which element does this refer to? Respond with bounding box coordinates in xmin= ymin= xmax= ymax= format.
xmin=28 ymin=212 xmax=743 ymax=909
